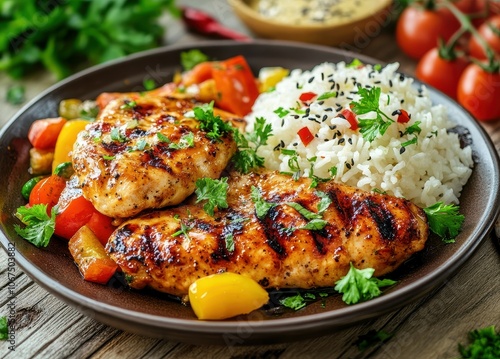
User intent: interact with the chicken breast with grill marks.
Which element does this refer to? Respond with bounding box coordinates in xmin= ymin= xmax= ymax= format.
xmin=72 ymin=95 xmax=240 ymax=218
xmin=106 ymin=170 xmax=429 ymax=297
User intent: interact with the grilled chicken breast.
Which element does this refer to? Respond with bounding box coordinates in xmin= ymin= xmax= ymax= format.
xmin=106 ymin=171 xmax=429 ymax=297
xmin=72 ymin=94 xmax=240 ymax=218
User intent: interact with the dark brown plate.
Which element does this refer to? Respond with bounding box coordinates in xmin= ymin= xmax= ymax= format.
xmin=1 ymin=40 xmax=499 ymax=345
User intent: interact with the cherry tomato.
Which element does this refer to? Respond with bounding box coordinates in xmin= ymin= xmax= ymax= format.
xmin=341 ymin=109 xmax=358 ymax=130
xmin=416 ymin=48 xmax=469 ymax=99
xmin=299 ymin=92 xmax=317 ymax=102
xmin=469 ymin=15 xmax=500 ymax=59
xmin=28 ymin=175 xmax=67 ymax=213
xmin=182 ymin=61 xmax=214 ymax=87
xmin=86 ymin=211 xmax=116 ymax=246
xmin=28 ymin=117 xmax=67 ymax=150
xmin=211 ymin=55 xmax=260 ymax=116
xmin=297 ymin=126 xmax=314 ymax=146
xmin=55 ymin=195 xmax=96 ymax=240
xmin=396 ymin=6 xmax=459 ymax=60
xmin=457 ymin=63 xmax=500 ymax=121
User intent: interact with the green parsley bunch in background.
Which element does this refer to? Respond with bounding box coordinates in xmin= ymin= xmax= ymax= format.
xmin=0 ymin=0 xmax=178 ymax=80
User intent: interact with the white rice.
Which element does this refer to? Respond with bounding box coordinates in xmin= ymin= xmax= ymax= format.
xmin=245 ymin=62 xmax=474 ymax=208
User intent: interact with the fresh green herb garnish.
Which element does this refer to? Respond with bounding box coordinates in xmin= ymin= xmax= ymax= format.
xmin=120 ymin=100 xmax=137 ymax=110
xmin=458 ymin=325 xmax=500 ymax=359
xmin=351 ymin=86 xmax=394 ymax=141
xmin=347 ymin=58 xmax=364 ymax=68
xmin=329 ymin=166 xmax=338 ymax=177
xmin=169 ymin=132 xmax=195 ymax=149
xmin=286 ymin=202 xmax=328 ymax=231
xmin=251 ymin=186 xmax=276 ymax=219
xmin=79 ymin=101 xmax=99 ymax=121
xmin=307 ymin=157 xmax=330 ymax=188
xmin=195 ymin=177 xmax=229 ymax=216
xmin=194 ymin=101 xmax=233 ymax=142
xmin=423 ymin=202 xmax=465 ymax=243
xmin=14 ymin=204 xmax=56 ymax=248
xmin=317 ymin=91 xmax=337 ymax=100
xmin=172 ymin=221 xmax=193 ymax=241
xmin=232 ymin=117 xmax=273 ymax=174
xmin=103 ymin=155 xmax=116 ymax=160
xmin=279 ymin=293 xmax=318 ymax=310
xmin=225 ymin=233 xmax=235 ymax=253
xmin=274 ymin=107 xmax=290 ymax=118
xmin=143 ymin=78 xmax=156 ymax=91
xmin=0 ymin=316 xmax=7 ymax=340
xmin=280 ymin=149 xmax=301 ymax=180
xmin=401 ymin=120 xmax=422 ymax=148
xmin=110 ymin=127 xmax=128 ymax=143
xmin=180 ymin=49 xmax=209 ymax=71
xmin=334 ymin=262 xmax=397 ymax=305
xmin=6 ymin=85 xmax=25 ymax=105
xmin=0 ymin=0 xmax=179 ymax=80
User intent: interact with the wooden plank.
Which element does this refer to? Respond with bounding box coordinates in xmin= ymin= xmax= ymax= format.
xmin=90 ymin=332 xmax=164 ymax=359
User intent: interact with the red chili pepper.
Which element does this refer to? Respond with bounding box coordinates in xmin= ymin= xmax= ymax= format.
xmin=181 ymin=7 xmax=250 ymax=41
xmin=297 ymin=126 xmax=314 ymax=146
xmin=395 ymin=109 xmax=411 ymax=123
xmin=340 ymin=109 xmax=358 ymax=130
xmin=299 ymin=92 xmax=317 ymax=102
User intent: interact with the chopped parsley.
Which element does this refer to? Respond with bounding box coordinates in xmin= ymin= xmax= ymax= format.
xmin=193 ymin=101 xmax=233 ymax=142
xmin=274 ymin=107 xmax=290 ymax=118
xmin=317 ymin=91 xmax=337 ymax=100
xmin=458 ymin=325 xmax=500 ymax=359
xmin=172 ymin=220 xmax=193 ymax=241
xmin=110 ymin=127 xmax=128 ymax=143
xmin=350 ymin=86 xmax=394 ymax=142
xmin=231 ymin=117 xmax=273 ymax=174
xmin=334 ymin=262 xmax=397 ymax=305
xmin=250 ymin=186 xmax=276 ymax=219
xmin=279 ymin=292 xmax=315 ymax=310
xmin=424 ymin=202 xmax=465 ymax=243
xmin=169 ymin=132 xmax=195 ymax=149
xmin=120 ymin=100 xmax=137 ymax=110
xmin=143 ymin=78 xmax=156 ymax=91
xmin=195 ymin=177 xmax=229 ymax=216
xmin=225 ymin=233 xmax=235 ymax=253
xmin=14 ymin=204 xmax=56 ymax=248
xmin=280 ymin=149 xmax=301 ymax=180
xmin=347 ymin=58 xmax=364 ymax=68
xmin=180 ymin=49 xmax=210 ymax=71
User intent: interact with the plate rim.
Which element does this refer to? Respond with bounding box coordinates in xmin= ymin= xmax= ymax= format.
xmin=2 ymin=39 xmax=500 ymax=343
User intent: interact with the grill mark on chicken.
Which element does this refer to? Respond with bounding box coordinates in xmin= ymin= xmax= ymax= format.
xmin=366 ymin=199 xmax=396 ymax=241
xmin=106 ymin=171 xmax=429 ymax=297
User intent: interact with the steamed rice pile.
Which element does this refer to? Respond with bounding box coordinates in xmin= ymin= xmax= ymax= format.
xmin=245 ymin=62 xmax=474 ymax=208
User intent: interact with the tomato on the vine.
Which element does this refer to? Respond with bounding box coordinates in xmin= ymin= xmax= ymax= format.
xmin=396 ymin=5 xmax=460 ymax=59
xmin=469 ymin=15 xmax=500 ymax=59
xmin=457 ymin=63 xmax=500 ymax=121
xmin=416 ymin=48 xmax=469 ymax=99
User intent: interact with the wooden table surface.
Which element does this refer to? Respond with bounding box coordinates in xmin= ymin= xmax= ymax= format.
xmin=1 ymin=1 xmax=500 ymax=358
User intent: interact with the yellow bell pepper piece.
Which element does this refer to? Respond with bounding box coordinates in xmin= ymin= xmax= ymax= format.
xmin=188 ymin=272 xmax=269 ymax=320
xmin=52 ymin=119 xmax=89 ymax=172
xmin=258 ymin=67 xmax=289 ymax=93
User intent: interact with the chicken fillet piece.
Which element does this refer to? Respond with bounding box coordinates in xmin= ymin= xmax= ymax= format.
xmin=72 ymin=95 xmax=239 ymax=218
xmin=106 ymin=171 xmax=429 ymax=297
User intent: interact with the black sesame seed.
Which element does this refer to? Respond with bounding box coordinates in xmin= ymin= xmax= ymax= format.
xmin=389 ymin=79 xmax=393 ymax=87
xmin=294 ymin=115 xmax=299 ymax=119
xmin=374 ymin=80 xmax=381 ymax=84
xmin=281 ymin=119 xmax=285 ymax=127
xmin=338 ymin=138 xmax=345 ymax=144
xmin=322 ymin=114 xmax=328 ymax=121
xmin=321 ymin=73 xmax=324 ymax=81
xmin=329 ymin=125 xmax=337 ymax=130
xmin=325 ymin=107 xmax=333 ymax=111
xmin=348 ymin=138 xmax=352 ymax=144
xmin=346 ymin=162 xmax=351 ymax=169
xmin=308 ymin=76 xmax=315 ymax=83
xmin=392 ymin=109 xmax=401 ymax=116
xmin=400 ymin=147 xmax=406 ymax=154
xmin=293 ymin=142 xmax=298 ymax=146
xmin=318 ymin=101 xmax=325 ymax=105
xmin=336 ymin=106 xmax=342 ymax=112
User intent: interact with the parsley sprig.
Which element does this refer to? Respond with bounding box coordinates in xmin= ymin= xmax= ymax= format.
xmin=458 ymin=325 xmax=500 ymax=359
xmin=334 ymin=262 xmax=397 ymax=305
xmin=350 ymin=86 xmax=394 ymax=141
xmin=424 ymin=202 xmax=465 ymax=243
xmin=251 ymin=186 xmax=276 ymax=219
xmin=195 ymin=177 xmax=229 ymax=216
xmin=231 ymin=117 xmax=273 ymax=174
xmin=193 ymin=102 xmax=233 ymax=142
xmin=14 ymin=204 xmax=56 ymax=248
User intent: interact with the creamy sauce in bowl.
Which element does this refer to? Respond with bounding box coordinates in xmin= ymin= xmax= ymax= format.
xmin=248 ymin=0 xmax=384 ymax=25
